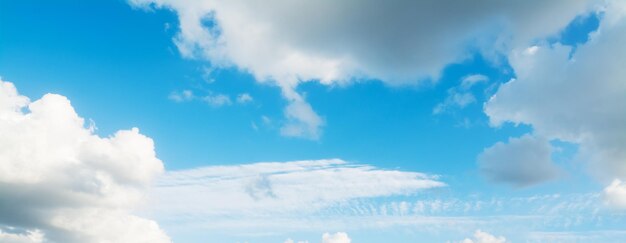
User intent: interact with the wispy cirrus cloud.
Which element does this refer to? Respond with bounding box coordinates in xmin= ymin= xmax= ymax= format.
xmin=149 ymin=159 xmax=444 ymax=219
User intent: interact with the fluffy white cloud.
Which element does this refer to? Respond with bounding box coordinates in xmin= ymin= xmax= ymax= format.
xmin=0 ymin=79 xmax=170 ymax=242
xmin=603 ymin=179 xmax=626 ymax=209
xmin=459 ymin=230 xmax=506 ymax=243
xmin=322 ymin=232 xmax=351 ymax=243
xmin=485 ymin=2 xmax=626 ymax=182
xmin=129 ymin=0 xmax=594 ymax=139
xmin=478 ymin=134 xmax=561 ymax=187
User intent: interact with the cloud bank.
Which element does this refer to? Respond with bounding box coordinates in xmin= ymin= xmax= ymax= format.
xmin=129 ymin=0 xmax=593 ymax=139
xmin=485 ymin=2 xmax=626 ymax=185
xmin=0 ymin=79 xmax=170 ymax=243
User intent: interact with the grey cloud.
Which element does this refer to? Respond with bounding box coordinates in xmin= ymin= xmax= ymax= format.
xmin=478 ymin=135 xmax=561 ymax=187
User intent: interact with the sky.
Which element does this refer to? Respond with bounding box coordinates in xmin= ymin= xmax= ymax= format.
xmin=0 ymin=0 xmax=625 ymax=242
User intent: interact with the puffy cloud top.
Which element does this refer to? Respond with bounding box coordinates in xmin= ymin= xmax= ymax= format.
xmin=322 ymin=232 xmax=351 ymax=243
xmin=0 ymin=79 xmax=170 ymax=242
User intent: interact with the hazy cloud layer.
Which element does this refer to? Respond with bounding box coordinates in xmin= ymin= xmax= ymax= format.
xmin=147 ymin=159 xmax=447 ymax=233
xmin=150 ymin=159 xmax=444 ymax=217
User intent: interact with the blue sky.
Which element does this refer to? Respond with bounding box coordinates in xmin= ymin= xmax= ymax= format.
xmin=1 ymin=1 xmax=625 ymax=243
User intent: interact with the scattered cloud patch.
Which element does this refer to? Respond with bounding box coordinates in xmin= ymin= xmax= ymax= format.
xmin=458 ymin=230 xmax=507 ymax=243
xmin=168 ymin=89 xmax=194 ymax=102
xmin=284 ymin=238 xmax=309 ymax=243
xmin=603 ymin=179 xmax=626 ymax=209
xmin=461 ymin=74 xmax=489 ymax=90
xmin=203 ymin=93 xmax=232 ymax=107
xmin=478 ymin=134 xmax=561 ymax=187
xmin=169 ymin=89 xmax=237 ymax=107
xmin=322 ymin=232 xmax=351 ymax=243
xmin=0 ymin=78 xmax=170 ymax=243
xmin=433 ymin=92 xmax=476 ymax=114
xmin=433 ymin=74 xmax=488 ymax=114
xmin=236 ymin=93 xmax=253 ymax=104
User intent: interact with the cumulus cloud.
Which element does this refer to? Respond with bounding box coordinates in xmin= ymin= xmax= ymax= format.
xmin=484 ymin=2 xmax=626 ymax=182
xmin=478 ymin=134 xmax=561 ymax=187
xmin=0 ymin=79 xmax=170 ymax=242
xmin=459 ymin=230 xmax=507 ymax=243
xmin=603 ymin=179 xmax=626 ymax=209
xmin=148 ymin=159 xmax=444 ymax=230
xmin=322 ymin=232 xmax=351 ymax=243
xmin=129 ymin=0 xmax=594 ymax=139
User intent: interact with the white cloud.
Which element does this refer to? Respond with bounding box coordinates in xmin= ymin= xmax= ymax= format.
xmin=478 ymin=134 xmax=561 ymax=187
xmin=484 ymin=2 xmax=626 ymax=182
xmin=0 ymin=79 xmax=170 ymax=243
xmin=203 ymin=93 xmax=232 ymax=107
xmin=459 ymin=230 xmax=507 ymax=243
xmin=284 ymin=238 xmax=309 ymax=243
xmin=129 ymin=0 xmax=594 ymax=139
xmin=148 ymin=159 xmax=444 ymax=230
xmin=603 ymin=179 xmax=626 ymax=209
xmin=236 ymin=93 xmax=253 ymax=104
xmin=322 ymin=232 xmax=351 ymax=243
